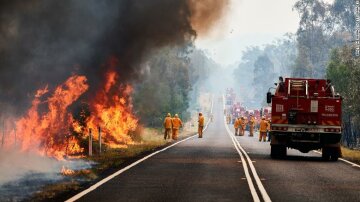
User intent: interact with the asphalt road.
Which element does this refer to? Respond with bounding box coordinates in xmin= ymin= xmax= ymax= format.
xmin=69 ymin=98 xmax=360 ymax=202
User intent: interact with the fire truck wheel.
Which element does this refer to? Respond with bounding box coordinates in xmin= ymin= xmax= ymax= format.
xmin=270 ymin=146 xmax=279 ymax=158
xmin=322 ymin=147 xmax=331 ymax=161
xmin=279 ymin=146 xmax=287 ymax=157
xmin=330 ymin=147 xmax=340 ymax=161
xmin=271 ymin=145 xmax=287 ymax=159
xmin=322 ymin=147 xmax=340 ymax=161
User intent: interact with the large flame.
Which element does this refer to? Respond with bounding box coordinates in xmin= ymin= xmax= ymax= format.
xmin=7 ymin=75 xmax=88 ymax=159
xmin=2 ymin=59 xmax=139 ymax=160
xmin=85 ymin=58 xmax=138 ymax=148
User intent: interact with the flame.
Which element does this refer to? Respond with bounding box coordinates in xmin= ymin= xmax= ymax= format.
xmin=3 ymin=57 xmax=138 ymax=159
xmin=61 ymin=165 xmax=75 ymax=176
xmin=9 ymin=75 xmax=88 ymax=159
xmin=85 ymin=59 xmax=138 ymax=148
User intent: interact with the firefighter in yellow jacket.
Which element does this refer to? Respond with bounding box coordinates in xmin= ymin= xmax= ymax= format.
xmin=249 ymin=115 xmax=255 ymax=137
xmin=237 ymin=117 xmax=243 ymax=136
xmin=226 ymin=114 xmax=231 ymax=124
xmin=198 ymin=112 xmax=205 ymax=138
xmin=234 ymin=117 xmax=240 ymax=136
xmin=240 ymin=117 xmax=246 ymax=136
xmin=259 ymin=116 xmax=268 ymax=142
xmin=163 ymin=113 xmax=172 ymax=140
xmin=172 ymin=114 xmax=182 ymax=140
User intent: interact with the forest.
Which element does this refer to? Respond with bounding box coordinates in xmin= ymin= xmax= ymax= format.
xmin=233 ymin=0 xmax=359 ymax=148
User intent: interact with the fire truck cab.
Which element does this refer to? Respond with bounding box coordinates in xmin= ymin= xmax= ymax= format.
xmin=267 ymin=78 xmax=342 ymax=161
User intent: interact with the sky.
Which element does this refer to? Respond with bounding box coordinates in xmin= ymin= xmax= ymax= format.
xmin=195 ymin=0 xmax=334 ymax=66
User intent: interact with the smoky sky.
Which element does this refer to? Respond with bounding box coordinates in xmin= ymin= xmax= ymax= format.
xmin=0 ymin=0 xmax=227 ymax=115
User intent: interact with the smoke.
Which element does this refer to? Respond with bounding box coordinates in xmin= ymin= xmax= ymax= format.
xmin=0 ymin=0 xmax=228 ymax=116
xmin=189 ymin=0 xmax=229 ymax=37
xmin=0 ymin=150 xmax=93 ymax=201
xmin=0 ymin=1 xmax=229 ymax=195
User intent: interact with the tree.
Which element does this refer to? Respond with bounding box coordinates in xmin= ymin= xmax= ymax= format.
xmin=327 ymin=46 xmax=360 ymax=147
xmin=292 ymin=0 xmax=353 ymax=78
xmin=253 ymin=54 xmax=275 ymax=105
xmin=233 ymin=36 xmax=297 ymax=108
xmin=133 ymin=46 xmax=191 ymax=127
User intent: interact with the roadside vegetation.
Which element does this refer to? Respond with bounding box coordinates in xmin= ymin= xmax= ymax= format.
xmin=29 ymin=127 xmax=194 ymax=201
xmin=341 ymin=147 xmax=360 ymax=164
xmin=233 ymin=0 xmax=360 ymax=149
xmin=30 ymin=91 xmax=213 ymax=201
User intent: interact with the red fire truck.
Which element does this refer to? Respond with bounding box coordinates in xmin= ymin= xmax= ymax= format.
xmin=267 ymin=78 xmax=342 ymax=161
xmin=262 ymin=106 xmax=272 ymax=120
xmin=225 ymin=88 xmax=236 ymax=106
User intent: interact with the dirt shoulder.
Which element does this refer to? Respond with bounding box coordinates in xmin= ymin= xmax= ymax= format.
xmin=28 ymin=128 xmax=197 ymax=202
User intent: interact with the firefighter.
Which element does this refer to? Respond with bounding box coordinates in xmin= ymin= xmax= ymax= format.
xmin=259 ymin=116 xmax=268 ymax=142
xmin=239 ymin=116 xmax=246 ymax=136
xmin=163 ymin=113 xmax=172 ymax=140
xmin=237 ymin=116 xmax=242 ymax=136
xmin=234 ymin=117 xmax=240 ymax=136
xmin=198 ymin=112 xmax=205 ymax=138
xmin=172 ymin=114 xmax=182 ymax=140
xmin=267 ymin=118 xmax=271 ymax=141
xmin=249 ymin=114 xmax=255 ymax=137
xmin=226 ymin=114 xmax=231 ymax=124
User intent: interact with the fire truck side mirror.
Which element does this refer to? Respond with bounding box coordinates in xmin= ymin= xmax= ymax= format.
xmin=266 ymin=92 xmax=272 ymax=104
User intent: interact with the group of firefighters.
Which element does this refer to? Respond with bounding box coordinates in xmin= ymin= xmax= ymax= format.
xmin=233 ymin=115 xmax=271 ymax=142
xmin=163 ymin=112 xmax=205 ymax=140
xmin=163 ymin=111 xmax=270 ymax=142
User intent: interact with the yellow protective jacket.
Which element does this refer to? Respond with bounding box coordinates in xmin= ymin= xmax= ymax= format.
xmin=198 ymin=115 xmax=205 ymax=127
xmin=241 ymin=119 xmax=247 ymax=126
xmin=234 ymin=119 xmax=240 ymax=128
xmin=259 ymin=120 xmax=268 ymax=132
xmin=266 ymin=120 xmax=271 ymax=131
xmin=164 ymin=117 xmax=172 ymax=129
xmin=172 ymin=118 xmax=182 ymax=129
xmin=249 ymin=117 xmax=255 ymax=126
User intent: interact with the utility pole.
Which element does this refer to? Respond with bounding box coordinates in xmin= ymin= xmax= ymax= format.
xmin=89 ymin=128 xmax=92 ymax=156
xmin=98 ymin=126 xmax=102 ymax=155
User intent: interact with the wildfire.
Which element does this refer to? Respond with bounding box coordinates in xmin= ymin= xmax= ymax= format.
xmin=2 ymin=58 xmax=139 ymax=160
xmin=61 ymin=165 xmax=75 ymax=176
xmin=5 ymin=75 xmax=88 ymax=159
xmin=85 ymin=58 xmax=138 ymax=148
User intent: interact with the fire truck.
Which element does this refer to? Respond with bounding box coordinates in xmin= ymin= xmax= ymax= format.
xmin=225 ymin=88 xmax=236 ymax=122
xmin=262 ymin=106 xmax=272 ymax=120
xmin=225 ymin=88 xmax=236 ymax=106
xmin=267 ymin=78 xmax=342 ymax=161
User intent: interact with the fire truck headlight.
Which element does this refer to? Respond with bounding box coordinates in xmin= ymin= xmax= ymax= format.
xmin=313 ymin=121 xmax=317 ymax=124
xmin=308 ymin=121 xmax=311 ymax=124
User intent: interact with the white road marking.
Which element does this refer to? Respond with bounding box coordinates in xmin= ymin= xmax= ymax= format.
xmin=225 ymin=116 xmax=260 ymax=202
xmin=66 ymin=135 xmax=197 ymax=202
xmin=232 ymin=136 xmax=272 ymax=202
xmin=66 ymin=98 xmax=215 ymax=202
xmin=313 ymin=150 xmax=360 ymax=168
xmin=223 ymin=95 xmax=271 ymax=202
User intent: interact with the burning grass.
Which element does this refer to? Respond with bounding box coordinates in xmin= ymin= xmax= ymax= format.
xmin=28 ymin=126 xmax=197 ymax=201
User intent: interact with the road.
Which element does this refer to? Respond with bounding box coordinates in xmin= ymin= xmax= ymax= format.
xmin=68 ymin=98 xmax=360 ymax=202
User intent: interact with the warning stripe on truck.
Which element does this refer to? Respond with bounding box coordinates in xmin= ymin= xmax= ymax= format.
xmin=321 ymin=120 xmax=341 ymax=126
xmin=272 ymin=119 xmax=287 ymax=124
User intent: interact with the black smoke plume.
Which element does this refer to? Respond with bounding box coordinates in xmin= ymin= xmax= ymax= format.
xmin=0 ymin=0 xmax=228 ymax=115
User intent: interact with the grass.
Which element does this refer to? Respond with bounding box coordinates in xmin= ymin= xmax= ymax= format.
xmin=30 ymin=127 xmax=197 ymax=201
xmin=30 ymin=93 xmax=210 ymax=201
xmin=30 ymin=182 xmax=81 ymax=201
xmin=340 ymin=146 xmax=360 ymax=164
